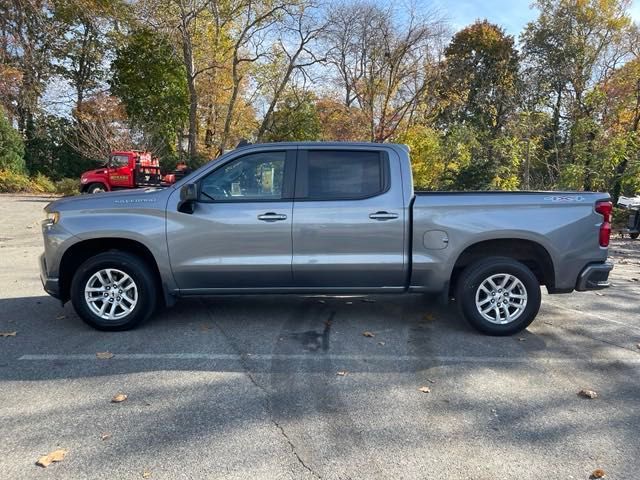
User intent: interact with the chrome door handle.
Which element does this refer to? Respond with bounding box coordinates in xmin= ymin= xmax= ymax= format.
xmin=369 ymin=211 xmax=399 ymax=221
xmin=257 ymin=212 xmax=288 ymax=222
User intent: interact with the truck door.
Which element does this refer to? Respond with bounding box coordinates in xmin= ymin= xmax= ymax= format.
xmin=292 ymin=147 xmax=406 ymax=289
xmin=166 ymin=148 xmax=296 ymax=290
xmin=108 ymin=154 xmax=134 ymax=189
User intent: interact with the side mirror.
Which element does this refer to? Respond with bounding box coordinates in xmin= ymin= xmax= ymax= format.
xmin=178 ymin=183 xmax=198 ymax=214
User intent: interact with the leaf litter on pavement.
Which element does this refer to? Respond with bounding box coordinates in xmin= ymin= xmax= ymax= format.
xmin=36 ymin=449 xmax=67 ymax=468
xmin=111 ymin=393 xmax=128 ymax=403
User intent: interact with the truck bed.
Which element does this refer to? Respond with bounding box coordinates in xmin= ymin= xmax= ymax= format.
xmin=409 ymin=191 xmax=610 ymax=293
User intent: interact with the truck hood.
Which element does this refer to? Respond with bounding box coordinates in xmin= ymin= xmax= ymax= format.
xmin=45 ymin=187 xmax=170 ymax=213
xmin=80 ymin=167 xmax=108 ymax=182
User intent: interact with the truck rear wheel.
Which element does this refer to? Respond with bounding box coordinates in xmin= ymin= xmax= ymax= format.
xmin=87 ymin=183 xmax=106 ymax=194
xmin=456 ymin=257 xmax=541 ymax=336
xmin=70 ymin=251 xmax=156 ymax=331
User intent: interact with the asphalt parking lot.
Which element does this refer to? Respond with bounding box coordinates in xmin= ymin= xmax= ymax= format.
xmin=1 ymin=193 xmax=639 ymax=480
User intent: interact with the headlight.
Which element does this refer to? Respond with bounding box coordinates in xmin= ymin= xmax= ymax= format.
xmin=43 ymin=211 xmax=60 ymax=226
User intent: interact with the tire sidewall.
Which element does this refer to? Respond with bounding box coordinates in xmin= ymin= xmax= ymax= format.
xmin=71 ymin=252 xmax=155 ymax=330
xmin=457 ymin=258 xmax=541 ymax=336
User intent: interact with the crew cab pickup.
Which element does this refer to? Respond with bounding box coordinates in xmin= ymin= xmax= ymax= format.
xmin=40 ymin=142 xmax=613 ymax=335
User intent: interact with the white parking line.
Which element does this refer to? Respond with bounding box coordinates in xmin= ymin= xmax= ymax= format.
xmin=18 ymin=353 xmax=640 ymax=365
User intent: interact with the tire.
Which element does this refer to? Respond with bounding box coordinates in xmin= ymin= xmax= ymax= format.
xmin=630 ymin=232 xmax=639 ymax=240
xmin=87 ymin=183 xmax=107 ymax=194
xmin=70 ymin=251 xmax=157 ymax=331
xmin=456 ymin=256 xmax=541 ymax=336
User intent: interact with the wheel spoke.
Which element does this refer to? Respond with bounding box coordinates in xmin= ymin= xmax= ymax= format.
xmin=481 ymin=304 xmax=494 ymax=314
xmin=477 ymin=297 xmax=491 ymax=307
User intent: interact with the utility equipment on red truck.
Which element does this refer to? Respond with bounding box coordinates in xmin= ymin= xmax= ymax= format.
xmin=80 ymin=151 xmax=176 ymax=193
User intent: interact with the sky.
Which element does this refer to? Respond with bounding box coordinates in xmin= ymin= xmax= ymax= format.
xmin=429 ymin=0 xmax=640 ymax=37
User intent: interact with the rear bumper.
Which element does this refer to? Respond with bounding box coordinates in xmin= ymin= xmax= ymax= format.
xmin=575 ymin=262 xmax=613 ymax=291
xmin=39 ymin=253 xmax=61 ymax=299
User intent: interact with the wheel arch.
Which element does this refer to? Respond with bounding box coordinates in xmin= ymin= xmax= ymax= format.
xmin=449 ymin=238 xmax=555 ymax=296
xmin=59 ymin=237 xmax=166 ymax=306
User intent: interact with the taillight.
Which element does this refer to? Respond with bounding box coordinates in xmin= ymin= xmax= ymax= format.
xmin=595 ymin=200 xmax=612 ymax=247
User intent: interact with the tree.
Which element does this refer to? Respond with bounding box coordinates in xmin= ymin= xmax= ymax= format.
xmin=315 ymin=97 xmax=369 ymax=141
xmin=440 ymin=20 xmax=520 ymax=135
xmin=0 ymin=0 xmax=63 ymax=171
xmin=438 ymin=20 xmax=521 ymax=189
xmin=0 ymin=107 xmax=25 ymax=171
xmin=324 ymin=1 xmax=445 ymax=142
xmin=255 ymin=4 xmax=325 ymax=141
xmin=216 ymin=0 xmax=296 ymax=153
xmin=521 ymin=0 xmax=633 ymax=189
xmin=53 ymin=0 xmax=123 ymax=112
xmin=110 ymin=28 xmax=189 ymax=157
xmin=261 ymin=90 xmax=321 ymax=141
xmin=67 ymin=93 xmax=133 ymax=161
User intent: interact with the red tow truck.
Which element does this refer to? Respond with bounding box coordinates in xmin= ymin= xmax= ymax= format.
xmin=80 ymin=151 xmax=187 ymax=193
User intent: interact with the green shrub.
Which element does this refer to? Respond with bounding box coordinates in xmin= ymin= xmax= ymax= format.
xmin=31 ymin=172 xmax=57 ymax=193
xmin=55 ymin=178 xmax=80 ymax=196
xmin=0 ymin=108 xmax=25 ymax=172
xmin=0 ymin=169 xmax=31 ymax=192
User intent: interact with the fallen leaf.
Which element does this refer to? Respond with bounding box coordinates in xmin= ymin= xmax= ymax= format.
xmin=422 ymin=313 xmax=435 ymax=322
xmin=56 ymin=314 xmax=66 ymax=320
xmin=595 ymin=292 xmax=604 ymax=296
xmin=377 ymin=341 xmax=385 ymax=346
xmin=36 ymin=449 xmax=67 ymax=468
xmin=362 ymin=331 xmax=375 ymax=338
xmin=0 ymin=331 xmax=17 ymax=337
xmin=419 ymin=386 xmax=431 ymax=394
xmin=111 ymin=393 xmax=128 ymax=403
xmin=543 ymin=321 xmax=553 ymax=325
xmin=591 ymin=469 xmax=606 ymax=479
xmin=101 ymin=432 xmax=111 ymax=441
xmin=142 ymin=470 xmax=152 ymax=479
xmin=96 ymin=351 xmax=114 ymax=359
xmin=199 ymin=324 xmax=211 ymax=331
xmin=578 ymin=389 xmax=598 ymax=399
xmin=336 ymin=371 xmax=347 ymax=376
xmin=427 ymin=378 xmax=436 ymax=384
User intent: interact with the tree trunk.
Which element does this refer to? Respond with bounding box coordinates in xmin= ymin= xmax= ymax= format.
xmin=181 ymin=31 xmax=198 ymax=159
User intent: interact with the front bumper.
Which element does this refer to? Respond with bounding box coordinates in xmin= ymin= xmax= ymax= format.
xmin=576 ymin=262 xmax=613 ymax=291
xmin=39 ymin=253 xmax=61 ymax=299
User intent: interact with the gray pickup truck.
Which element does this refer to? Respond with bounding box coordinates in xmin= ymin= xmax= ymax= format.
xmin=40 ymin=142 xmax=613 ymax=335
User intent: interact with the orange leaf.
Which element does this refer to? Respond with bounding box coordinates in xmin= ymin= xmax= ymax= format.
xmin=111 ymin=393 xmax=128 ymax=403
xmin=36 ymin=449 xmax=67 ymax=468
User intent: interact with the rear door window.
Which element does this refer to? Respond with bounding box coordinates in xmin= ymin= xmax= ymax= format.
xmin=297 ymin=150 xmax=388 ymax=200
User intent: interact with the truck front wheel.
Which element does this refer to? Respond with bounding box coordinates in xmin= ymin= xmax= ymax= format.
xmin=87 ymin=183 xmax=106 ymax=194
xmin=70 ymin=251 xmax=157 ymax=331
xmin=456 ymin=257 xmax=541 ymax=336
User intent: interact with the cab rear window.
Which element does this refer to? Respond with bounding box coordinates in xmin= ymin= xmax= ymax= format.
xmin=298 ymin=150 xmax=388 ymax=200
